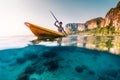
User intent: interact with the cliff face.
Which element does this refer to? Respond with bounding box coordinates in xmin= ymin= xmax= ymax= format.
xmin=85 ymin=1 xmax=120 ymax=30
xmin=65 ymin=17 xmax=104 ymax=33
xmin=85 ymin=17 xmax=104 ymax=29
xmin=65 ymin=1 xmax=120 ymax=33
xmin=104 ymin=1 xmax=120 ymax=30
xmin=65 ymin=23 xmax=85 ymax=34
xmin=65 ymin=23 xmax=79 ymax=34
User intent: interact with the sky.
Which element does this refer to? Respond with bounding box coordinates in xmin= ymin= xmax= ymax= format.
xmin=0 ymin=0 xmax=119 ymax=36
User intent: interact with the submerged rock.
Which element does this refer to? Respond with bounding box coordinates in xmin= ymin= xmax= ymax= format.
xmin=35 ymin=67 xmax=45 ymax=75
xmin=75 ymin=65 xmax=88 ymax=73
xmin=48 ymin=61 xmax=59 ymax=71
xmin=16 ymin=57 xmax=26 ymax=64
xmin=42 ymin=51 xmax=57 ymax=58
xmin=43 ymin=60 xmax=59 ymax=71
xmin=88 ymin=70 xmax=95 ymax=75
xmin=24 ymin=53 xmax=38 ymax=60
xmin=24 ymin=66 xmax=36 ymax=74
xmin=16 ymin=73 xmax=29 ymax=80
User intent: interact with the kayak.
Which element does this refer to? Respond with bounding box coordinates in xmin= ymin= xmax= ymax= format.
xmin=24 ymin=22 xmax=65 ymax=39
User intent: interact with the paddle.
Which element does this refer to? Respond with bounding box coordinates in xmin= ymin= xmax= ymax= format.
xmin=50 ymin=10 xmax=67 ymax=36
xmin=49 ymin=10 xmax=59 ymax=22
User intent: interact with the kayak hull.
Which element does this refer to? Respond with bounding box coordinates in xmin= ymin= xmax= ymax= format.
xmin=24 ymin=22 xmax=65 ymax=39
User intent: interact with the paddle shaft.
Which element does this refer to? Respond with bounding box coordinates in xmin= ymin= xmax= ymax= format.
xmin=50 ymin=10 xmax=59 ymax=22
xmin=50 ymin=10 xmax=67 ymax=36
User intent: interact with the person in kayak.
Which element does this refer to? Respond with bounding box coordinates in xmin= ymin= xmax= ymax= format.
xmin=54 ymin=21 xmax=67 ymax=35
xmin=54 ymin=21 xmax=67 ymax=46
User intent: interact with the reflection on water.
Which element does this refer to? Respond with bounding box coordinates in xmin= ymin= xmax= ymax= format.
xmin=31 ymin=38 xmax=63 ymax=46
xmin=63 ymin=35 xmax=120 ymax=54
xmin=57 ymin=37 xmax=63 ymax=46
xmin=0 ymin=35 xmax=120 ymax=54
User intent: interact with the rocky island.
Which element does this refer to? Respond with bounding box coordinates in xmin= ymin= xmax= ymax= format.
xmin=65 ymin=1 xmax=120 ymax=35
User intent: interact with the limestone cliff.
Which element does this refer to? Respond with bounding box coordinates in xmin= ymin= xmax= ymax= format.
xmin=65 ymin=23 xmax=88 ymax=34
xmin=65 ymin=1 xmax=120 ymax=33
xmin=104 ymin=1 xmax=120 ymax=31
xmin=85 ymin=17 xmax=104 ymax=29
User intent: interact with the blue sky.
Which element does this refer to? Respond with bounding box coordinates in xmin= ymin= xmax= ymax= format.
xmin=0 ymin=0 xmax=119 ymax=36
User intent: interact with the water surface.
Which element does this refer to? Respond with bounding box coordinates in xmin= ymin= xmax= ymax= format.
xmin=0 ymin=35 xmax=120 ymax=80
xmin=63 ymin=35 xmax=120 ymax=54
xmin=0 ymin=35 xmax=120 ymax=54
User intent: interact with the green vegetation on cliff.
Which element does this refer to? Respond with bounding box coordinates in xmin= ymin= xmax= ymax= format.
xmin=80 ymin=26 xmax=118 ymax=36
xmin=90 ymin=26 xmax=115 ymax=35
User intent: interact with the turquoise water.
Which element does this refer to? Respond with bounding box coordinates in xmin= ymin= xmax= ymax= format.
xmin=0 ymin=35 xmax=120 ymax=80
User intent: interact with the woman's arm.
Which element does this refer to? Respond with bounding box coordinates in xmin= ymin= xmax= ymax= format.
xmin=54 ymin=21 xmax=59 ymax=28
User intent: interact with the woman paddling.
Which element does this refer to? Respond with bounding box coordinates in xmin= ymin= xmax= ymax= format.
xmin=54 ymin=21 xmax=67 ymax=36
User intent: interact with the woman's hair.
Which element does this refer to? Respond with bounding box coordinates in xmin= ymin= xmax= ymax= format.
xmin=59 ymin=22 xmax=62 ymax=24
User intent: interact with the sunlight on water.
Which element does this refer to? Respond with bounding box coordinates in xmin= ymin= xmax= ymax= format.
xmin=63 ymin=35 xmax=120 ymax=54
xmin=0 ymin=35 xmax=35 ymax=50
xmin=0 ymin=35 xmax=120 ymax=54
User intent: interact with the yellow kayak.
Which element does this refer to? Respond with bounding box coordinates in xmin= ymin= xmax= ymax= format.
xmin=24 ymin=22 xmax=65 ymax=39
